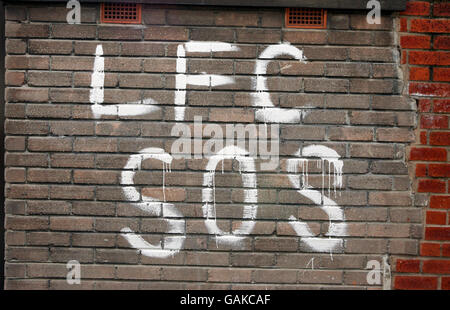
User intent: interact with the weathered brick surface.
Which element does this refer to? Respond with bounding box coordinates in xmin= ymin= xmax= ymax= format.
xmin=393 ymin=0 xmax=450 ymax=290
xmin=1 ymin=2 xmax=427 ymax=290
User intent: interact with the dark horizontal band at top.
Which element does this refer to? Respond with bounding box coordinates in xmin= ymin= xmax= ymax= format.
xmin=12 ymin=0 xmax=408 ymax=11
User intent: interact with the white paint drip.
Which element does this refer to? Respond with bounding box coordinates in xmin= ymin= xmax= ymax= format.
xmin=202 ymin=146 xmax=257 ymax=245
xmin=286 ymin=145 xmax=346 ymax=253
xmin=121 ymin=148 xmax=185 ymax=258
xmin=287 ymin=145 xmax=344 ymax=195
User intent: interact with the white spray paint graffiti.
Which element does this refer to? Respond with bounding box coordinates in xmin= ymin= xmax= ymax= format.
xmin=202 ymin=146 xmax=257 ymax=245
xmin=89 ymin=45 xmax=161 ymax=119
xmin=254 ymin=43 xmax=307 ymax=123
xmin=120 ymin=148 xmax=185 ymax=258
xmin=286 ymin=145 xmax=346 ymax=253
xmin=89 ymin=41 xmax=348 ymax=257
xmin=175 ymin=41 xmax=240 ymax=121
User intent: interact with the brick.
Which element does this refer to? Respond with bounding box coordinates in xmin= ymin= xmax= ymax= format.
xmin=51 ymin=24 xmax=97 ymax=39
xmin=116 ymin=266 xmax=160 ymax=280
xmin=27 ymin=168 xmax=71 ymax=183
xmin=410 ymin=147 xmax=447 ymax=161
xmin=72 ymin=233 xmax=115 ymax=247
xmin=434 ymin=3 xmax=450 ymax=17
xmin=6 ymin=153 xmax=48 ymax=168
xmin=345 ymin=239 xmax=387 ymax=253
xmin=372 ymin=64 xmax=398 ymax=78
xmin=421 ymin=115 xmax=448 ymax=129
xmin=210 ymin=108 xmax=254 ymax=123
xmin=410 ymin=82 xmax=450 ymax=97
xmin=325 ymin=63 xmax=370 ymax=77
xmin=442 ymin=277 xmax=450 ymax=290
xmin=395 ymin=276 xmax=438 ymax=290
xmin=350 ymin=143 xmax=394 ymax=159
xmin=6 ymin=23 xmax=49 ymax=38
xmin=255 ymin=237 xmax=298 ymax=252
xmin=5 ymin=168 xmax=26 ymax=183
xmin=6 ymin=184 xmax=49 ymax=199
xmin=208 ymin=268 xmax=252 ymax=283
xmin=416 ymin=164 xmax=427 ymax=177
xmin=329 ymin=14 xmax=349 ymax=29
xmin=368 ymin=192 xmax=412 ymax=206
xmin=426 ymin=227 xmax=450 ymax=241
xmin=433 ymin=68 xmax=450 ymax=82
xmin=377 ymin=128 xmax=414 ymax=142
xmin=350 ymin=79 xmax=394 ymax=94
xmin=283 ymin=31 xmax=327 ymax=44
xmin=410 ymin=19 xmax=450 ymax=33
xmin=29 ymin=40 xmax=73 ymax=55
xmin=260 ymin=10 xmax=284 ymax=28
xmin=444 ymin=245 xmax=450 ymax=257
xmin=326 ymin=95 xmax=370 ymax=109
xmin=304 ymin=78 xmax=348 ymax=93
xmin=303 ymin=110 xmax=347 ymax=124
xmin=409 ymin=67 xmax=430 ymax=81
xmin=237 ymin=29 xmax=281 ymax=43
xmin=254 ymin=269 xmax=297 ymax=284
xmin=328 ymin=31 xmax=372 ymax=45
xmin=7 ymin=247 xmax=49 ymax=262
xmin=6 ymin=216 xmax=48 ymax=231
xmin=350 ymin=14 xmax=392 ymax=30
xmin=433 ymin=100 xmax=450 ymax=113
xmin=5 ymin=6 xmax=27 ymax=21
xmin=400 ymin=18 xmax=408 ymax=32
xmin=6 ymin=71 xmax=25 ymax=86
xmin=28 ymin=71 xmax=72 ymax=87
xmin=29 ymin=5 xmax=96 ymax=23
xmin=162 ymin=267 xmax=208 ymax=282
xmin=430 ymin=132 xmax=450 ymax=146
xmin=426 ymin=210 xmax=447 ymax=225
xmin=434 ymin=36 xmax=450 ymax=50
xmin=50 ymin=185 xmax=95 ymax=200
xmin=304 ymin=47 xmax=347 ymax=60
xmin=98 ymin=26 xmax=142 ymax=40
xmin=50 ymin=217 xmax=94 ymax=231
xmin=400 ymin=2 xmax=431 ymax=16
xmin=419 ymin=179 xmax=446 ymax=193
xmin=142 ymin=6 xmax=166 ymax=24
xmin=5 ymin=137 xmax=25 ymax=151
xmin=5 ymin=280 xmax=48 ymax=290
xmin=421 ymin=243 xmax=441 ymax=256
xmin=215 ymin=11 xmax=258 ymax=27
xmin=144 ymin=27 xmax=189 ymax=41
xmin=409 ymin=51 xmax=450 ymax=65
xmin=349 ymin=47 xmax=394 ymax=62
xmin=28 ymin=232 xmax=70 ymax=246
xmin=50 ymin=248 xmax=94 ymax=263
xmin=7 ymin=88 xmax=49 ymax=103
xmin=74 ymin=138 xmax=117 ymax=153
xmin=348 ymin=176 xmax=391 ymax=190
xmin=430 ymin=196 xmax=450 ymax=209
xmin=328 ymin=127 xmax=373 ymax=141
xmin=423 ymin=260 xmax=450 ymax=274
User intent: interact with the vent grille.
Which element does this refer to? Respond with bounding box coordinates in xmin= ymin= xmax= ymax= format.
xmin=285 ymin=8 xmax=327 ymax=29
xmin=101 ymin=3 xmax=142 ymax=24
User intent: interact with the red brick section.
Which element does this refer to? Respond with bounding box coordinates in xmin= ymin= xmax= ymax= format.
xmin=396 ymin=0 xmax=450 ymax=290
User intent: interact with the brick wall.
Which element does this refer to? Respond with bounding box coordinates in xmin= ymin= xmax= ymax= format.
xmin=3 ymin=2 xmax=425 ymax=290
xmin=394 ymin=0 xmax=450 ymax=290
